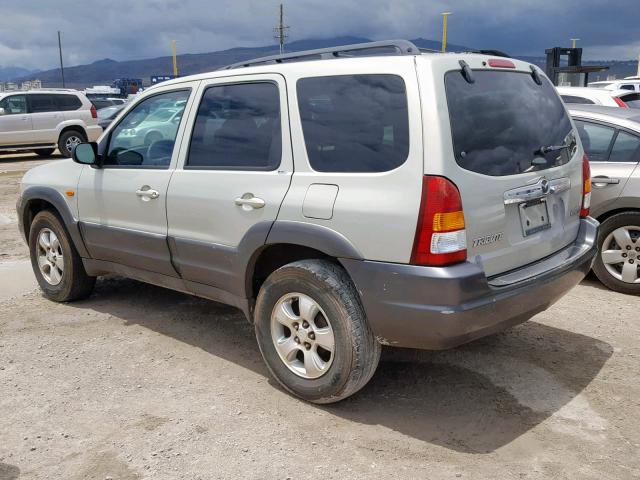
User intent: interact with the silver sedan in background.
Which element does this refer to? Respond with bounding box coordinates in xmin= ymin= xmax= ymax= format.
xmin=570 ymin=105 xmax=640 ymax=294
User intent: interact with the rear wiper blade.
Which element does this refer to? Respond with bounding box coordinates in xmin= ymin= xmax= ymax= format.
xmin=534 ymin=144 xmax=569 ymax=155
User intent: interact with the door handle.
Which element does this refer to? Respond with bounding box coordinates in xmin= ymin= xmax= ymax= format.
xmin=136 ymin=187 xmax=160 ymax=199
xmin=592 ymin=176 xmax=620 ymax=188
xmin=235 ymin=193 xmax=265 ymax=210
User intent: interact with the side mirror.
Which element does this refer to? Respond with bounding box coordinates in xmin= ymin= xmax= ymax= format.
xmin=72 ymin=142 xmax=98 ymax=166
xmin=0 ymin=108 xmax=6 ymax=116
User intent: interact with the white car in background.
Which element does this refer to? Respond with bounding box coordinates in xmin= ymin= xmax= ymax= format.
xmin=588 ymin=80 xmax=640 ymax=92
xmin=557 ymin=86 xmax=640 ymax=109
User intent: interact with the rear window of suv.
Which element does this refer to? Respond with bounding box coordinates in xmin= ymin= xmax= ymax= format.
xmin=297 ymin=74 xmax=409 ymax=172
xmin=445 ymin=70 xmax=573 ymax=176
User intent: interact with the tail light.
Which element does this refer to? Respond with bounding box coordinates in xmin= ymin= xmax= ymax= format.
xmin=580 ymin=154 xmax=591 ymax=218
xmin=614 ymin=97 xmax=629 ymax=108
xmin=90 ymin=105 xmax=98 ymax=118
xmin=411 ymin=176 xmax=467 ymax=266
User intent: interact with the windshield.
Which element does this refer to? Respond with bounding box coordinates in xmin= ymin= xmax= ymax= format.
xmin=445 ymin=70 xmax=574 ymax=176
xmin=621 ymin=93 xmax=640 ymax=109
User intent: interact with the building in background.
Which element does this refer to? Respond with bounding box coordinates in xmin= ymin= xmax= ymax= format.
xmin=20 ymin=79 xmax=42 ymax=90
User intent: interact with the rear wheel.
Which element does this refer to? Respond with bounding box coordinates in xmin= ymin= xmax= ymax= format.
xmin=254 ymin=259 xmax=380 ymax=404
xmin=593 ymin=212 xmax=640 ymax=295
xmin=29 ymin=210 xmax=96 ymax=302
xmin=32 ymin=148 xmax=55 ymax=157
xmin=58 ymin=130 xmax=86 ymax=158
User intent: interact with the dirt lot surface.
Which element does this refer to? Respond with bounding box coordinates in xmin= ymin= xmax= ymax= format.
xmin=1 ymin=153 xmax=639 ymax=480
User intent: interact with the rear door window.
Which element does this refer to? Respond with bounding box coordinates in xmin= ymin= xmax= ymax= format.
xmin=297 ymin=74 xmax=409 ymax=172
xmin=609 ymin=131 xmax=640 ymax=163
xmin=445 ymin=70 xmax=574 ymax=176
xmin=187 ymin=82 xmax=281 ymax=170
xmin=574 ymin=120 xmax=616 ymax=162
xmin=28 ymin=94 xmax=57 ymax=113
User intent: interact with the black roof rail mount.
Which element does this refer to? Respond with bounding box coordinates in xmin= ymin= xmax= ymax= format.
xmin=222 ymin=39 xmax=420 ymax=70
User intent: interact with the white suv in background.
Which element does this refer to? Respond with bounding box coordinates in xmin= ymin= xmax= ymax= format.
xmin=588 ymin=80 xmax=640 ymax=92
xmin=0 ymin=89 xmax=102 ymax=157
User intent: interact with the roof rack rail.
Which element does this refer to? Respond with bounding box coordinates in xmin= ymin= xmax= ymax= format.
xmin=28 ymin=87 xmax=78 ymax=92
xmin=221 ymin=39 xmax=420 ymax=70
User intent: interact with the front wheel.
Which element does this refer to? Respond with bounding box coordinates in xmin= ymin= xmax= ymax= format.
xmin=254 ymin=259 xmax=380 ymax=404
xmin=29 ymin=210 xmax=96 ymax=302
xmin=592 ymin=212 xmax=640 ymax=295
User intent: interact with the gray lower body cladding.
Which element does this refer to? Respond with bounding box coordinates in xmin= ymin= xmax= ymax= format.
xmin=340 ymin=217 xmax=599 ymax=350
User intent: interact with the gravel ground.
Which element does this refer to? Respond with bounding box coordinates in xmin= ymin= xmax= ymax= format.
xmin=1 ymin=153 xmax=639 ymax=480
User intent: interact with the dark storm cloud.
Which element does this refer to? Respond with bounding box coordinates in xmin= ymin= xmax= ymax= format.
xmin=0 ymin=0 xmax=637 ymax=69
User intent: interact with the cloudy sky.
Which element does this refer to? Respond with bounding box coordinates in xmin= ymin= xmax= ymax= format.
xmin=1 ymin=0 xmax=638 ymax=70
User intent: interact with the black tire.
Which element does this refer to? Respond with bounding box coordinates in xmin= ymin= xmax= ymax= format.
xmin=57 ymin=130 xmax=86 ymax=158
xmin=32 ymin=148 xmax=55 ymax=157
xmin=29 ymin=210 xmax=96 ymax=302
xmin=592 ymin=212 xmax=640 ymax=295
xmin=254 ymin=259 xmax=380 ymax=404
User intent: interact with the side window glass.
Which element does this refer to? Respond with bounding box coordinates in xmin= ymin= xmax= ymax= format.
xmin=561 ymin=95 xmax=595 ymax=105
xmin=297 ymin=74 xmax=409 ymax=172
xmin=187 ymin=82 xmax=281 ymax=170
xmin=575 ymin=120 xmax=616 ymax=161
xmin=609 ymin=131 xmax=640 ymax=163
xmin=620 ymin=85 xmax=635 ymax=91
xmin=29 ymin=94 xmax=56 ymax=113
xmin=105 ymin=90 xmax=190 ymax=168
xmin=54 ymin=94 xmax=82 ymax=111
xmin=0 ymin=95 xmax=27 ymax=114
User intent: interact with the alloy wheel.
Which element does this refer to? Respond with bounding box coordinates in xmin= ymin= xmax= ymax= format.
xmin=601 ymin=225 xmax=640 ymax=284
xmin=36 ymin=228 xmax=64 ymax=285
xmin=270 ymin=292 xmax=335 ymax=379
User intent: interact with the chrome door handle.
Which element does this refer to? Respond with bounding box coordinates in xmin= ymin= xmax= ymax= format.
xmin=136 ymin=187 xmax=160 ymax=199
xmin=592 ymin=177 xmax=620 ymax=188
xmin=235 ymin=194 xmax=265 ymax=210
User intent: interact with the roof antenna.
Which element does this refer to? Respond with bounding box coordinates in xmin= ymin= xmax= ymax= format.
xmin=274 ymin=4 xmax=289 ymax=55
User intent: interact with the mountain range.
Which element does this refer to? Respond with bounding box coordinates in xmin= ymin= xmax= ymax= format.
xmin=8 ymin=36 xmax=639 ymax=87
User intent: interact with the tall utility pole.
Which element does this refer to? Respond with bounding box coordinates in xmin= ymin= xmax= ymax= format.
xmin=273 ymin=3 xmax=289 ymax=55
xmin=441 ymin=12 xmax=452 ymax=52
xmin=57 ymin=31 xmax=66 ymax=88
xmin=171 ymin=40 xmax=178 ymax=76
xmin=571 ymin=38 xmax=580 ymax=48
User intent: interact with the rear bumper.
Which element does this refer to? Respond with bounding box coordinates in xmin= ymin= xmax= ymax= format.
xmin=341 ymin=217 xmax=598 ymax=350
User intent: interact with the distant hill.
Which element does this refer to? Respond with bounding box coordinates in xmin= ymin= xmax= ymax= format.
xmin=11 ymin=36 xmax=471 ymax=88
xmin=11 ymin=36 xmax=637 ymax=88
xmin=0 ymin=66 xmax=39 ymax=82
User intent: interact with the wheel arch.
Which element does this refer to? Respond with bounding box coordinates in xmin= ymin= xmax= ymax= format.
xmin=244 ymin=221 xmax=363 ymax=303
xmin=19 ymin=186 xmax=90 ymax=257
xmin=596 ymin=207 xmax=640 ymax=224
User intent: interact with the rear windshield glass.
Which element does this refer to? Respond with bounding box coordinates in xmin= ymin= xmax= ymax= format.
xmin=621 ymin=93 xmax=640 ymax=109
xmin=445 ymin=70 xmax=573 ymax=176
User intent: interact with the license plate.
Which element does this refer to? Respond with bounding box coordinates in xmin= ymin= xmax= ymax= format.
xmin=519 ymin=199 xmax=551 ymax=236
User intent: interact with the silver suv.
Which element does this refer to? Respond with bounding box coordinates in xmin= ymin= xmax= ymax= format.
xmin=17 ymin=41 xmax=598 ymax=403
xmin=0 ymin=89 xmax=102 ymax=157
